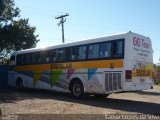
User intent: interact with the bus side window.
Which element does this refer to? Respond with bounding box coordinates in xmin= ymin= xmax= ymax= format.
xmin=45 ymin=51 xmax=50 ymax=63
xmin=54 ymin=49 xmax=59 ymax=62
xmin=50 ymin=50 xmax=56 ymax=62
xmin=113 ymin=40 xmax=124 ymax=57
xmin=40 ymin=51 xmax=50 ymax=64
xmin=65 ymin=48 xmax=72 ymax=61
xmin=78 ymin=46 xmax=87 ymax=60
xmin=19 ymin=55 xmax=24 ymax=65
xmin=9 ymin=55 xmax=16 ymax=71
xmin=88 ymin=44 xmax=100 ymax=59
xmin=17 ymin=55 xmax=21 ymax=65
xmin=10 ymin=55 xmax=16 ymax=65
xmin=50 ymin=49 xmax=66 ymax=62
xmin=100 ymin=42 xmax=112 ymax=58
xmin=32 ymin=52 xmax=40 ymax=64
xmin=22 ymin=55 xmax=26 ymax=65
xmin=24 ymin=54 xmax=32 ymax=65
xmin=57 ymin=49 xmax=66 ymax=62
xmin=22 ymin=54 xmax=27 ymax=65
xmin=71 ymin=47 xmax=78 ymax=61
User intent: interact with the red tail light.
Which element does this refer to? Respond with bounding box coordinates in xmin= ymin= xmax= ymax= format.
xmin=126 ymin=70 xmax=132 ymax=79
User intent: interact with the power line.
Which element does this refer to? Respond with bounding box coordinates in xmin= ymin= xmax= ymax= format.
xmin=19 ymin=6 xmax=160 ymax=31
xmin=55 ymin=13 xmax=69 ymax=43
xmin=18 ymin=5 xmax=160 ymax=30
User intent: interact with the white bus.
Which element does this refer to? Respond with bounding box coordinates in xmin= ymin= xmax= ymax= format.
xmin=8 ymin=31 xmax=153 ymax=99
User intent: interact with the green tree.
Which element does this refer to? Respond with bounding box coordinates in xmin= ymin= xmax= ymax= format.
xmin=154 ymin=63 xmax=160 ymax=85
xmin=0 ymin=0 xmax=7 ymax=15
xmin=155 ymin=65 xmax=160 ymax=72
xmin=0 ymin=0 xmax=39 ymax=63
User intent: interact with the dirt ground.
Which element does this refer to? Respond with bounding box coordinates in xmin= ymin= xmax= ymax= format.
xmin=0 ymin=86 xmax=160 ymax=119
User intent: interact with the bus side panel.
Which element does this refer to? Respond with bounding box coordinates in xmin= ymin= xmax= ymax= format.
xmin=11 ymin=60 xmax=125 ymax=94
xmin=49 ymin=69 xmax=105 ymax=94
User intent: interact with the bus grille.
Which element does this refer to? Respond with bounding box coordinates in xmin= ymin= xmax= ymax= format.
xmin=105 ymin=72 xmax=122 ymax=92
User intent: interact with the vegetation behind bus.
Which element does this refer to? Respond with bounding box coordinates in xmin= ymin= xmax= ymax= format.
xmin=154 ymin=64 xmax=160 ymax=85
xmin=0 ymin=0 xmax=39 ymax=65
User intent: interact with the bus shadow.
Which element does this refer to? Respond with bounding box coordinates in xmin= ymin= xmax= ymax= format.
xmin=86 ymin=97 xmax=160 ymax=115
xmin=0 ymin=88 xmax=160 ymax=115
xmin=134 ymin=90 xmax=160 ymax=96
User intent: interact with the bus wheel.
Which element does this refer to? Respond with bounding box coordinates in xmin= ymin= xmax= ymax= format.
xmin=94 ymin=94 xmax=109 ymax=99
xmin=16 ymin=78 xmax=23 ymax=90
xmin=70 ymin=80 xmax=84 ymax=99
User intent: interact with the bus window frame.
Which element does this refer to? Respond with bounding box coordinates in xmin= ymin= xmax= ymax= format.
xmin=10 ymin=55 xmax=16 ymax=66
xmin=112 ymin=39 xmax=125 ymax=59
xmin=15 ymin=38 xmax=125 ymax=66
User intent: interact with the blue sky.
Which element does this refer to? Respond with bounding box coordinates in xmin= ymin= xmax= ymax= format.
xmin=14 ymin=0 xmax=160 ymax=63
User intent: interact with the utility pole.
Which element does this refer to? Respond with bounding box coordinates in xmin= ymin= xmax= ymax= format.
xmin=55 ymin=13 xmax=69 ymax=43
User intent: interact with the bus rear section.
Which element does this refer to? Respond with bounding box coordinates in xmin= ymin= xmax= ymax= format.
xmin=123 ymin=32 xmax=153 ymax=91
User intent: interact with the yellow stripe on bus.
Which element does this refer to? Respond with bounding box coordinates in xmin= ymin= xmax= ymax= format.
xmin=15 ymin=64 xmax=50 ymax=71
xmin=15 ymin=59 xmax=124 ymax=71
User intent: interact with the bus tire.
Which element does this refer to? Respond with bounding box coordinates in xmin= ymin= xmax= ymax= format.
xmin=70 ymin=79 xmax=84 ymax=99
xmin=16 ymin=78 xmax=23 ymax=90
xmin=94 ymin=94 xmax=109 ymax=99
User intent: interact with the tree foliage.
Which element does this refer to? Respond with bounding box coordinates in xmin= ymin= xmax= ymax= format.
xmin=0 ymin=0 xmax=6 ymax=15
xmin=155 ymin=64 xmax=160 ymax=72
xmin=154 ymin=64 xmax=160 ymax=85
xmin=0 ymin=0 xmax=39 ymax=62
xmin=0 ymin=0 xmax=20 ymax=22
